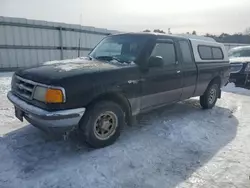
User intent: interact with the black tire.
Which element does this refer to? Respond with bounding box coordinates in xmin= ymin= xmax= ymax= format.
xmin=79 ymin=101 xmax=125 ymax=148
xmin=200 ymin=82 xmax=219 ymax=109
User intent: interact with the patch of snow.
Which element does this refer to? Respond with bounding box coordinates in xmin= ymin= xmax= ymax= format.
xmin=0 ymin=72 xmax=13 ymax=95
xmin=43 ymin=57 xmax=134 ymax=72
xmin=107 ymin=59 xmax=136 ymax=66
xmin=54 ymin=61 xmax=116 ymax=72
xmin=43 ymin=57 xmax=89 ymax=65
xmin=128 ymin=80 xmax=139 ymax=84
xmin=0 ymin=72 xmax=18 ymax=132
xmin=109 ymin=59 xmax=124 ymax=64
xmin=222 ymin=82 xmax=250 ymax=96
xmin=55 ymin=63 xmax=92 ymax=72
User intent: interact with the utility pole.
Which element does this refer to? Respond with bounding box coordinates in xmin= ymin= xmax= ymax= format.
xmin=78 ymin=14 xmax=83 ymax=57
xmin=168 ymin=28 xmax=172 ymax=34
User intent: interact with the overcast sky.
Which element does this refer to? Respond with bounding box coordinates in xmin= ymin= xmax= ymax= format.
xmin=1 ymin=0 xmax=250 ymax=35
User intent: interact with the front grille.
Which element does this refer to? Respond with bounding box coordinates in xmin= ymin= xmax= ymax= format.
xmin=230 ymin=63 xmax=243 ymax=73
xmin=13 ymin=76 xmax=36 ymax=100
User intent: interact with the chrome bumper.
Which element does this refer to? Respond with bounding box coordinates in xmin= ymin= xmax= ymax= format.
xmin=7 ymin=91 xmax=85 ymax=133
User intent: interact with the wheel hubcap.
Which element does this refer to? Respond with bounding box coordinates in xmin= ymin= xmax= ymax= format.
xmin=94 ymin=111 xmax=118 ymax=140
xmin=208 ymin=87 xmax=217 ymax=104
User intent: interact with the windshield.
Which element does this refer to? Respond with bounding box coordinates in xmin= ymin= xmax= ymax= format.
xmin=228 ymin=48 xmax=250 ymax=58
xmin=89 ymin=35 xmax=147 ymax=64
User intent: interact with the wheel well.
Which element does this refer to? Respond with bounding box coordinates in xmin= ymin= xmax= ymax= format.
xmin=87 ymin=92 xmax=132 ymax=125
xmin=209 ymin=76 xmax=222 ymax=98
xmin=210 ymin=76 xmax=221 ymax=87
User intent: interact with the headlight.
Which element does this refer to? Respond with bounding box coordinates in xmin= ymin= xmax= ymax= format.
xmin=33 ymin=86 xmax=65 ymax=103
xmin=245 ymin=63 xmax=250 ymax=72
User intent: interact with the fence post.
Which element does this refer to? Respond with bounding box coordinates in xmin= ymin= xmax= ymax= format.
xmin=59 ymin=27 xmax=64 ymax=60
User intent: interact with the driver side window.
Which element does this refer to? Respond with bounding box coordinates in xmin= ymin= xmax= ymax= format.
xmin=151 ymin=43 xmax=176 ymax=65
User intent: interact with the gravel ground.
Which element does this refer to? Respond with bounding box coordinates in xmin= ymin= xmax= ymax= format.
xmin=0 ymin=72 xmax=250 ymax=188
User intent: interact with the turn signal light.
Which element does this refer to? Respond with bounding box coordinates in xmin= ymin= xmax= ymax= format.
xmin=45 ymin=88 xmax=64 ymax=103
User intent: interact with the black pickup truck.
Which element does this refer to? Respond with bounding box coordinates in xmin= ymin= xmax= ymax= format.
xmin=8 ymin=33 xmax=230 ymax=148
xmin=229 ymin=46 xmax=250 ymax=87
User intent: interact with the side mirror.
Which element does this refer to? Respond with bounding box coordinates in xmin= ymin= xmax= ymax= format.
xmin=148 ymin=56 xmax=164 ymax=67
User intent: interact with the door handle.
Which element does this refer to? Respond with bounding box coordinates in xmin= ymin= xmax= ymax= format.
xmin=177 ymin=70 xmax=181 ymax=73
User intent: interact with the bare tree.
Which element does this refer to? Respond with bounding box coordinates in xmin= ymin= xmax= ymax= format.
xmin=244 ymin=27 xmax=250 ymax=35
xmin=192 ymin=30 xmax=197 ymax=35
xmin=153 ymin=29 xmax=166 ymax=34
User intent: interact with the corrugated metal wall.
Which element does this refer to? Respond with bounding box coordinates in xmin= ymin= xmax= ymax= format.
xmin=0 ymin=16 xmax=118 ymax=70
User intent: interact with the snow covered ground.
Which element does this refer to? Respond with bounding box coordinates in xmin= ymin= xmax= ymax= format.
xmin=0 ymin=72 xmax=250 ymax=188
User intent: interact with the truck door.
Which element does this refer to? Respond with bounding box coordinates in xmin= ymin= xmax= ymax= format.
xmin=140 ymin=39 xmax=183 ymax=110
xmin=177 ymin=39 xmax=197 ymax=100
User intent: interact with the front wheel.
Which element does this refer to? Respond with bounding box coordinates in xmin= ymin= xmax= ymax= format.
xmin=200 ymin=83 xmax=219 ymax=109
xmin=79 ymin=101 xmax=125 ymax=148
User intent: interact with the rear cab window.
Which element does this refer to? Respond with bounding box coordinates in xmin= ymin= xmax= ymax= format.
xmin=212 ymin=47 xmax=223 ymax=59
xmin=198 ymin=45 xmax=224 ymax=60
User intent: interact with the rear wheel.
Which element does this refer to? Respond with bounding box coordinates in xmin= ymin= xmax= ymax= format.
xmin=200 ymin=83 xmax=219 ymax=109
xmin=79 ymin=101 xmax=124 ymax=148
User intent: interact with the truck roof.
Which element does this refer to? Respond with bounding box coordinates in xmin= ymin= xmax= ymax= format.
xmin=176 ymin=34 xmax=216 ymax=42
xmin=114 ymin=32 xmax=216 ymax=41
xmin=111 ymin=32 xmax=228 ymax=62
xmin=111 ymin=32 xmax=187 ymax=39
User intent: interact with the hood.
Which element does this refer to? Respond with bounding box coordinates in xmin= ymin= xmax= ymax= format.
xmin=229 ymin=57 xmax=250 ymax=63
xmin=16 ymin=57 xmax=133 ymax=85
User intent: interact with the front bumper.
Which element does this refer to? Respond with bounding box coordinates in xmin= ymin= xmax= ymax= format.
xmin=7 ymin=91 xmax=86 ymax=133
xmin=229 ymin=73 xmax=250 ymax=87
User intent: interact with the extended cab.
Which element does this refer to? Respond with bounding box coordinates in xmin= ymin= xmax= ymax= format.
xmin=229 ymin=46 xmax=250 ymax=87
xmin=7 ymin=33 xmax=230 ymax=148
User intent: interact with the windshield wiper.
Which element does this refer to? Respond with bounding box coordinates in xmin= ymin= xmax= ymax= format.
xmin=87 ymin=55 xmax=93 ymax=60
